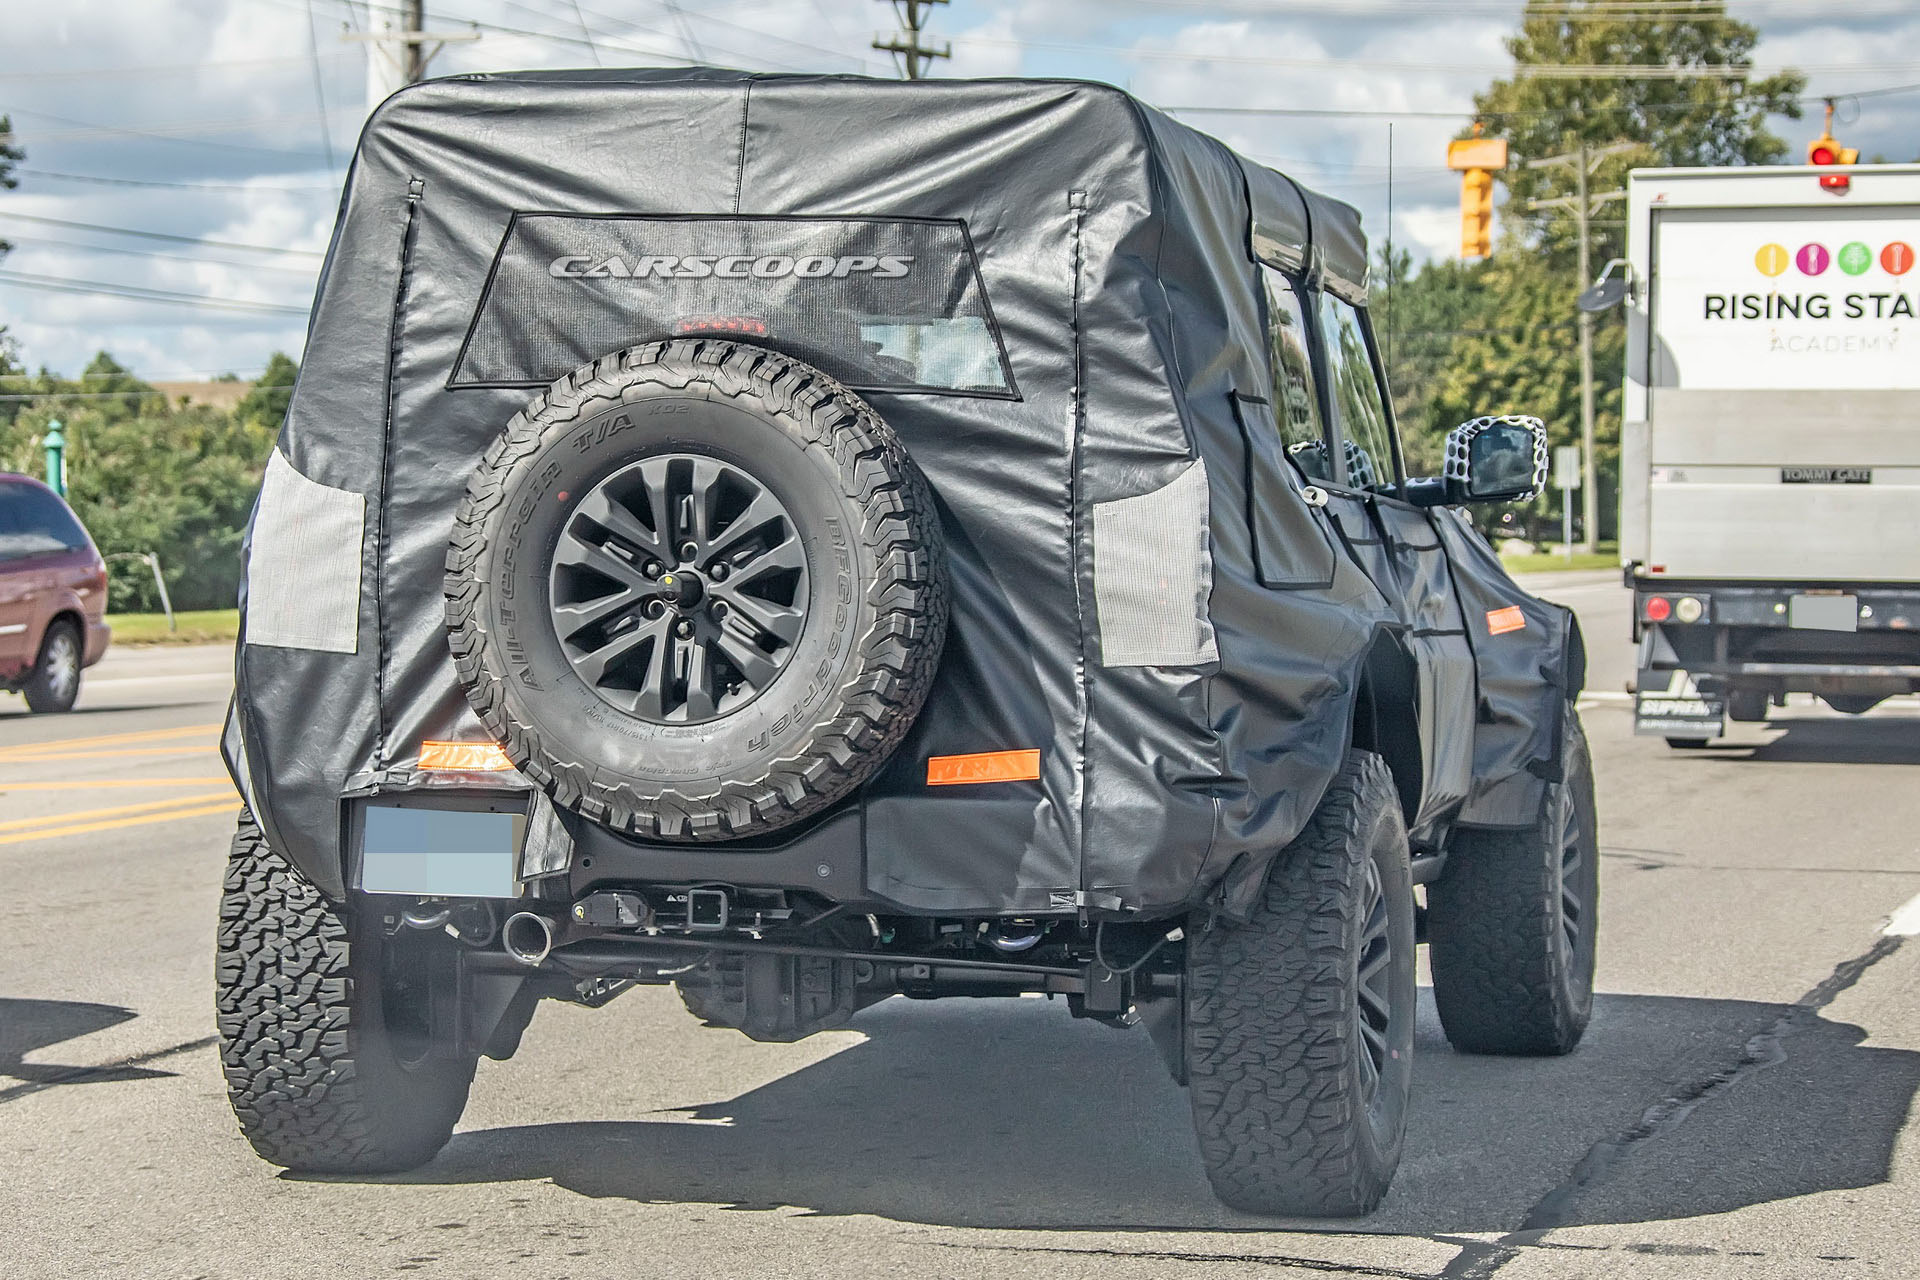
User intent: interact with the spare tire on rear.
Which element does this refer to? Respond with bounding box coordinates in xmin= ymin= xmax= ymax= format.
xmin=446 ymin=340 xmax=947 ymax=841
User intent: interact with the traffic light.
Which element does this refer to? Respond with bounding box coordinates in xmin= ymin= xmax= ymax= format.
xmin=1808 ymin=98 xmax=1859 ymax=193
xmin=1448 ymin=133 xmax=1508 ymax=260
xmin=1807 ymin=135 xmax=1859 ymax=166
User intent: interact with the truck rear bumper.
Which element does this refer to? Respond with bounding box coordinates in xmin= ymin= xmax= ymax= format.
xmin=1630 ymin=583 xmax=1920 ymax=736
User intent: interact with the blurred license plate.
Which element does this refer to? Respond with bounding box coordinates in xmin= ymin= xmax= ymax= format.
xmin=1788 ymin=594 xmax=1858 ymax=632
xmin=360 ymin=804 xmax=524 ymax=899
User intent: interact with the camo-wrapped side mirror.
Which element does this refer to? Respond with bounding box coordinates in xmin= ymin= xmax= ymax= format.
xmin=1407 ymin=415 xmax=1549 ymax=507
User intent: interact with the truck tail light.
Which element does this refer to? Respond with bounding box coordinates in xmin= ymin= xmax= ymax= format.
xmin=1643 ymin=596 xmax=1672 ymax=623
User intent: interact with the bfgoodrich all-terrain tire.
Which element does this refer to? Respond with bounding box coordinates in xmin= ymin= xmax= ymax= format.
xmin=1427 ymin=715 xmax=1599 ymax=1056
xmin=215 ymin=815 xmax=478 ymax=1173
xmin=446 ymin=339 xmax=947 ymax=842
xmin=1184 ymin=750 xmax=1418 ymax=1217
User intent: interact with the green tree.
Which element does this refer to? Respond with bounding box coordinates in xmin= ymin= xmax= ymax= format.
xmin=1473 ymin=0 xmax=1805 ymax=268
xmin=0 ymin=352 xmax=292 ymax=610
xmin=0 ymin=114 xmax=24 ymax=369
xmin=1381 ymin=2 xmax=1804 ymax=541
xmin=233 ymin=351 xmax=299 ymax=428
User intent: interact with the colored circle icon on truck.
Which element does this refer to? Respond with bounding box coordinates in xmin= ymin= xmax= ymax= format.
xmin=1795 ymin=243 xmax=1829 ymax=275
xmin=1755 ymin=243 xmax=1789 ymax=276
xmin=1838 ymin=242 xmax=1872 ymax=275
xmin=1884 ymin=241 xmax=1915 ymax=275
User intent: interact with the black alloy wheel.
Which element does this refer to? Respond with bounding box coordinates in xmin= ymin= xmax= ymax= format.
xmin=1354 ymin=854 xmax=1398 ymax=1109
xmin=550 ymin=454 xmax=808 ymax=725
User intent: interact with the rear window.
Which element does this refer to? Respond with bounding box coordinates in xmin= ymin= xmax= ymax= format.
xmin=452 ymin=215 xmax=1017 ymax=398
xmin=0 ymin=481 xmax=89 ymax=561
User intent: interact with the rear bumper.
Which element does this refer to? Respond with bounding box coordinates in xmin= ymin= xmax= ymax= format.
xmin=1631 ymin=581 xmax=1920 ymax=735
xmin=1629 ymin=578 xmax=1920 ymax=642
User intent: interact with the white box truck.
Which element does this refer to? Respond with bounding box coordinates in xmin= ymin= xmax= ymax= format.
xmin=1619 ymin=163 xmax=1920 ymax=743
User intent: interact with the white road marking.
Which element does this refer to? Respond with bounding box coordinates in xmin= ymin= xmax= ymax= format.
xmin=1885 ymin=892 xmax=1920 ymax=938
xmin=82 ymin=672 xmax=232 ymax=687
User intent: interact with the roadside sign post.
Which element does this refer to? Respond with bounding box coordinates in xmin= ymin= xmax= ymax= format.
xmin=1555 ymin=444 xmax=1582 ymax=559
xmin=44 ymin=419 xmax=66 ymax=497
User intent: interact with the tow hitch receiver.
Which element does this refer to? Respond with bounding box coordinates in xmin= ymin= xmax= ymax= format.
xmin=685 ymin=887 xmax=729 ymax=932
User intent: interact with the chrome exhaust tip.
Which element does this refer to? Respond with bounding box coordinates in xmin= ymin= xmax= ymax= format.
xmin=502 ymin=911 xmax=555 ymax=967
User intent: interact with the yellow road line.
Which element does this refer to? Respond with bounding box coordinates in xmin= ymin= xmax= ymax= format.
xmin=0 ymin=790 xmax=236 ymax=833
xmin=2 ymin=745 xmax=215 ymax=763
xmin=0 ymin=777 xmax=233 ymax=792
xmin=0 ymin=722 xmax=220 ymax=757
xmin=0 ymin=800 xmax=241 ymax=846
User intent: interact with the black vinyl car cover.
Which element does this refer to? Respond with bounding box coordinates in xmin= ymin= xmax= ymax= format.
xmin=224 ymin=68 xmax=1578 ymax=918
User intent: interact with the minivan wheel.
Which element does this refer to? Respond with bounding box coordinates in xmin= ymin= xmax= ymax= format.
xmin=22 ymin=620 xmax=81 ymax=713
xmin=216 ymin=814 xmax=478 ymax=1173
xmin=1428 ymin=715 xmax=1598 ymax=1056
xmin=446 ymin=339 xmax=947 ymax=842
xmin=1184 ymin=750 xmax=1417 ymax=1217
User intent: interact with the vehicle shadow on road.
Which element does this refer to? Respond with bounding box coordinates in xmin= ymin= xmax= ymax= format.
xmin=398 ymin=986 xmax=1920 ymax=1234
xmin=0 ymin=998 xmax=178 ymax=1094
xmin=0 ymin=702 xmax=183 ymax=721
xmin=1734 ymin=717 xmax=1920 ymax=766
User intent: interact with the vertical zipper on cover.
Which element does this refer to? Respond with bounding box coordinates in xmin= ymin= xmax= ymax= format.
xmin=375 ymin=177 xmax=426 ymax=772
xmin=1066 ymin=189 xmax=1092 ymax=910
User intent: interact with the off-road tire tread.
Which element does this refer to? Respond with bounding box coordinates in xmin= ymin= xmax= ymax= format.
xmin=1185 ymin=750 xmax=1409 ymax=1217
xmin=215 ymin=814 xmax=474 ymax=1173
xmin=1427 ymin=717 xmax=1597 ymax=1056
xmin=445 ymin=339 xmax=947 ymax=841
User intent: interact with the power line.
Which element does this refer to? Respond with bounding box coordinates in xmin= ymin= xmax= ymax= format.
xmin=566 ymin=0 xmax=604 ymax=67
xmin=3 ymin=233 xmax=322 ymax=275
xmin=954 ymin=33 xmax=1913 ymax=79
xmin=13 ymin=167 xmax=334 ymax=192
xmin=303 ymin=0 xmax=338 ymax=172
xmin=1159 ymin=80 xmax=1920 ymax=122
xmin=568 ymin=0 xmax=873 ymax=72
xmin=0 ymin=389 xmax=264 ymax=403
xmin=1103 ymin=0 xmax=1918 ymax=16
xmin=0 ymin=270 xmax=311 ymax=316
xmin=0 ymin=212 xmax=325 ymax=259
xmin=0 ymin=51 xmax=355 ymax=81
xmin=0 ymin=106 xmax=332 ymax=160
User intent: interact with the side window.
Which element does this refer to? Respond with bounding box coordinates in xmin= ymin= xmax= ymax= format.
xmin=0 ymin=484 xmax=85 ymax=560
xmin=1316 ymin=293 xmax=1399 ymax=494
xmin=1258 ymin=267 xmax=1334 ymax=484
xmin=0 ymin=484 xmax=22 ymax=561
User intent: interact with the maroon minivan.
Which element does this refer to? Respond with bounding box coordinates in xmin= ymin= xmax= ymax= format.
xmin=0 ymin=473 xmax=110 ymax=713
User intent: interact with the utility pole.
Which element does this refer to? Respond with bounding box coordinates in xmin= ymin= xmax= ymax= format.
xmin=346 ymin=1 xmax=479 ymax=115
xmin=873 ymin=0 xmax=949 ymax=80
xmin=1528 ymin=140 xmax=1632 ymax=555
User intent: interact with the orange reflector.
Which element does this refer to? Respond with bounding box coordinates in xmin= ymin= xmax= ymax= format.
xmin=1486 ymin=605 xmax=1527 ymax=636
xmin=927 ymin=749 xmax=1041 ymax=787
xmin=418 ymin=740 xmax=515 ymax=772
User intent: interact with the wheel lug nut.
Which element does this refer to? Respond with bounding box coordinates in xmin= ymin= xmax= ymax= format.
xmin=710 ymin=601 xmax=729 ymax=620
xmin=674 ymin=619 xmax=695 ymax=639
xmin=642 ymin=560 xmax=663 ymax=579
xmin=708 ymin=562 xmax=729 ymax=581
xmin=679 ymin=542 xmax=699 ymax=562
xmin=643 ymin=599 xmax=666 ymax=619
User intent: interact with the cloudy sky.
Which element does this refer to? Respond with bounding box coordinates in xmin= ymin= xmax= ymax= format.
xmin=2 ymin=0 xmax=1917 ymax=381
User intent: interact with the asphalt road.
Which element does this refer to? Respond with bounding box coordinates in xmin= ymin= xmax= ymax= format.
xmin=4 ymin=575 xmax=1919 ymax=1280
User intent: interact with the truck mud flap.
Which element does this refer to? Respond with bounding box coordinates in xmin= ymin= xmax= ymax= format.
xmin=1635 ymin=670 xmax=1725 ymax=739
